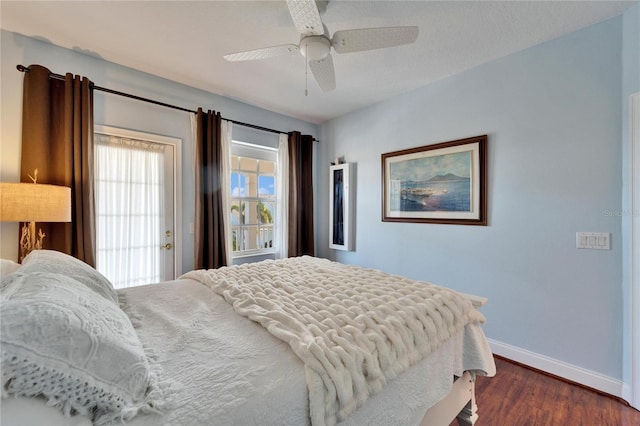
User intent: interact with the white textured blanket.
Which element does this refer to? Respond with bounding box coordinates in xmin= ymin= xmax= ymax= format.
xmin=182 ymin=256 xmax=486 ymax=426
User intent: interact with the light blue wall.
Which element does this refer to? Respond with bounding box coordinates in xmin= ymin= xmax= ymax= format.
xmin=0 ymin=30 xmax=318 ymax=272
xmin=318 ymin=16 xmax=626 ymax=379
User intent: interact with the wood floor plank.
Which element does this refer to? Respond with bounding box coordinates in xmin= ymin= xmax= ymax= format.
xmin=465 ymin=356 xmax=640 ymax=426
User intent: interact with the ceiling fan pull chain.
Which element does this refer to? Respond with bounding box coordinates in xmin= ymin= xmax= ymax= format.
xmin=305 ymin=60 xmax=308 ymax=97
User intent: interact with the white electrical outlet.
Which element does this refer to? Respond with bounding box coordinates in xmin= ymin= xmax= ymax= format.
xmin=576 ymin=232 xmax=611 ymax=250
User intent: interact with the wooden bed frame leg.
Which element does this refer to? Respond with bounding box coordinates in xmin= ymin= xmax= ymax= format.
xmin=456 ymin=375 xmax=478 ymax=425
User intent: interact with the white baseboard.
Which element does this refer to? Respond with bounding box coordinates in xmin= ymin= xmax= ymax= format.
xmin=622 ymin=382 xmax=632 ymax=404
xmin=488 ymin=338 xmax=625 ymax=400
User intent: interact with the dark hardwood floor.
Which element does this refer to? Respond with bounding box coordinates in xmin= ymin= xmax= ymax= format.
xmin=467 ymin=356 xmax=640 ymax=426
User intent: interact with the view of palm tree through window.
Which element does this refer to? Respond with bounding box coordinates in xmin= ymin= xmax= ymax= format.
xmin=230 ymin=155 xmax=276 ymax=254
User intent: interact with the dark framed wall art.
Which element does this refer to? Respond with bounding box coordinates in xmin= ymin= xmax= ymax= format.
xmin=329 ymin=162 xmax=355 ymax=250
xmin=381 ymin=135 xmax=487 ymax=225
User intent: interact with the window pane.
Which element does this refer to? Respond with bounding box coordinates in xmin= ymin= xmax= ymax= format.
xmin=245 ymin=225 xmax=260 ymax=250
xmin=246 ymin=201 xmax=259 ymax=224
xmin=259 ymin=225 xmax=274 ymax=248
xmin=246 ymin=172 xmax=258 ymax=197
xmin=231 ymin=172 xmax=247 ymax=197
xmin=231 ymin=227 xmax=240 ymax=251
xmin=258 ymin=175 xmax=275 ymax=196
xmin=230 ymin=200 xmax=243 ymax=225
xmin=258 ymin=201 xmax=274 ymax=224
xmin=259 ymin=160 xmax=275 ymax=174
xmin=231 ymin=155 xmax=240 ymax=170
xmin=240 ymin=157 xmax=258 ymax=172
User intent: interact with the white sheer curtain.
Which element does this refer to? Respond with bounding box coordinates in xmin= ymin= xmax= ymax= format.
xmin=275 ymin=133 xmax=289 ymax=259
xmin=220 ymin=120 xmax=233 ymax=265
xmin=94 ymin=134 xmax=165 ymax=288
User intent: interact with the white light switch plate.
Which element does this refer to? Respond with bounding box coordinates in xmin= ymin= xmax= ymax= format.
xmin=576 ymin=232 xmax=611 ymax=250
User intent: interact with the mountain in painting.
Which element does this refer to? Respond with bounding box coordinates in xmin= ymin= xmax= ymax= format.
xmin=427 ymin=173 xmax=468 ymax=182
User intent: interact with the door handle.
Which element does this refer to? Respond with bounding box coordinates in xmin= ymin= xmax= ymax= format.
xmin=161 ymin=243 xmax=173 ymax=250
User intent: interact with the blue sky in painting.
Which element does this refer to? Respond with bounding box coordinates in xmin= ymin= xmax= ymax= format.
xmin=390 ymin=151 xmax=471 ymax=181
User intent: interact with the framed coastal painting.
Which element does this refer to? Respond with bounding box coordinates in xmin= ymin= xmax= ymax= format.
xmin=381 ymin=135 xmax=487 ymax=225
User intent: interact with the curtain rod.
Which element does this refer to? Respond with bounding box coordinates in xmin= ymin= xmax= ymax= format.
xmin=17 ymin=64 xmax=318 ymax=141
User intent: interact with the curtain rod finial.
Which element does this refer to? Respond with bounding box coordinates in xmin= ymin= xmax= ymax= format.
xmin=16 ymin=64 xmax=30 ymax=73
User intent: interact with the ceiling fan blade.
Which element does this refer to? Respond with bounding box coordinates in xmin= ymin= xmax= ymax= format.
xmin=224 ymin=44 xmax=299 ymax=62
xmin=308 ymin=54 xmax=336 ymax=92
xmin=286 ymin=0 xmax=324 ymax=36
xmin=332 ymin=26 xmax=419 ymax=54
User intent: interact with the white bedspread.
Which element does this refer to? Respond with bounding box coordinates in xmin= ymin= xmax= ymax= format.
xmin=182 ymin=256 xmax=488 ymax=426
xmin=1 ymin=277 xmax=495 ymax=426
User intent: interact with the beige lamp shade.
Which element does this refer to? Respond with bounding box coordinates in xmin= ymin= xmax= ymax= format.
xmin=0 ymin=182 xmax=71 ymax=223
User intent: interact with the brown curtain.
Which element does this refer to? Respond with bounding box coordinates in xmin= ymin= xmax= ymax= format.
xmin=288 ymin=131 xmax=315 ymax=257
xmin=20 ymin=64 xmax=96 ymax=266
xmin=194 ymin=108 xmax=227 ymax=269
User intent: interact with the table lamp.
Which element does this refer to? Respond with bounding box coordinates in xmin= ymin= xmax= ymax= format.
xmin=0 ymin=180 xmax=72 ymax=262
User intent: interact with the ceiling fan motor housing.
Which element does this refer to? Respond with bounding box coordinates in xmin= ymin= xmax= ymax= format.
xmin=300 ymin=36 xmax=331 ymax=60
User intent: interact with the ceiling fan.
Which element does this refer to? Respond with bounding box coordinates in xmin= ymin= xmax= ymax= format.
xmin=223 ymin=0 xmax=419 ymax=93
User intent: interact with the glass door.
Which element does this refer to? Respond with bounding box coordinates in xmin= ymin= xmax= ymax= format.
xmin=94 ymin=126 xmax=180 ymax=288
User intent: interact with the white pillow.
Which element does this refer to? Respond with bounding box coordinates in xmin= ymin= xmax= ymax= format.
xmin=20 ymin=250 xmax=118 ymax=305
xmin=0 ymin=259 xmax=20 ymax=277
xmin=1 ymin=271 xmax=158 ymax=425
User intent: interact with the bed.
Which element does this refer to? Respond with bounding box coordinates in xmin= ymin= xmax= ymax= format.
xmin=1 ymin=250 xmax=495 ymax=426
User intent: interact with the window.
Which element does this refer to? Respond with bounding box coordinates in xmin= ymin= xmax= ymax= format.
xmin=230 ymin=141 xmax=278 ymax=257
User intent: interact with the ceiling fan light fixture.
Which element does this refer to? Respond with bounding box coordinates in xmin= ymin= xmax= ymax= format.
xmin=224 ymin=1 xmax=420 ymax=93
xmin=300 ymin=36 xmax=331 ymax=61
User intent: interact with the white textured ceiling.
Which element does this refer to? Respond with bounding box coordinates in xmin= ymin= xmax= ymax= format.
xmin=1 ymin=1 xmax=636 ymax=124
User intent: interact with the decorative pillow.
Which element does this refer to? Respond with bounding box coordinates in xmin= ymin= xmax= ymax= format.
xmin=20 ymin=250 xmax=118 ymax=305
xmin=1 ymin=271 xmax=157 ymax=425
xmin=0 ymin=259 xmax=20 ymax=277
